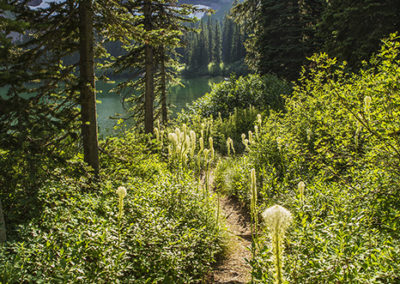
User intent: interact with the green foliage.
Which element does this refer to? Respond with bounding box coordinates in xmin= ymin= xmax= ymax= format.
xmin=318 ymin=0 xmax=400 ymax=69
xmin=188 ymin=74 xmax=291 ymax=119
xmin=232 ymin=0 xmax=325 ymax=80
xmin=215 ymin=156 xmax=252 ymax=205
xmin=0 ymin=131 xmax=223 ymax=283
xmin=214 ymin=35 xmax=400 ymax=282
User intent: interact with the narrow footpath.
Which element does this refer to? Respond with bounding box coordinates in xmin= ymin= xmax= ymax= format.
xmin=206 ymin=173 xmax=252 ymax=283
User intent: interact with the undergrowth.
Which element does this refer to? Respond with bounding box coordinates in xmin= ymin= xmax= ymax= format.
xmin=0 ymin=132 xmax=223 ymax=283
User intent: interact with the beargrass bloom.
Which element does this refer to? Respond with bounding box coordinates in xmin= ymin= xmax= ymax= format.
xmin=116 ymin=186 xmax=127 ymax=219
xmin=262 ymin=205 xmax=292 ymax=284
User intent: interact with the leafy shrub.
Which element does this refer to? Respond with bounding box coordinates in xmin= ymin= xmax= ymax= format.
xmin=187 ymin=73 xmax=291 ymax=118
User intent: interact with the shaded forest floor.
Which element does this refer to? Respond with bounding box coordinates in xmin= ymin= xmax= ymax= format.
xmin=206 ymin=173 xmax=252 ymax=283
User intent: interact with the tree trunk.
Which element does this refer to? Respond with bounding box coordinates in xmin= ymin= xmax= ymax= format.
xmin=160 ymin=46 xmax=168 ymax=125
xmin=144 ymin=0 xmax=154 ymax=134
xmin=0 ymin=198 xmax=6 ymax=243
xmin=79 ymin=0 xmax=99 ymax=175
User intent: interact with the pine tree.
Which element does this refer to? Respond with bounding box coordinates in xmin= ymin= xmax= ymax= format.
xmin=213 ymin=21 xmax=222 ymax=63
xmin=222 ymin=15 xmax=234 ymax=64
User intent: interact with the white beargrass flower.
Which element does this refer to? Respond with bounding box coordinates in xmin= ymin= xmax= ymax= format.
xmin=262 ymin=205 xmax=292 ymax=233
xmin=262 ymin=205 xmax=292 ymax=284
xmin=116 ymin=186 xmax=127 ymax=199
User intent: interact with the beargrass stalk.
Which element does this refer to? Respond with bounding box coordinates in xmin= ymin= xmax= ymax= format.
xmin=257 ymin=113 xmax=262 ymax=128
xmin=249 ymin=169 xmax=259 ymax=283
xmin=262 ymin=205 xmax=292 ymax=284
xmin=255 ymin=125 xmax=259 ymax=140
xmin=248 ymin=130 xmax=254 ymax=144
xmin=116 ymin=186 xmax=127 ymax=220
xmin=226 ymin=138 xmax=231 ymax=156
xmin=364 ymin=95 xmax=371 ymax=121
xmin=190 ymin=130 xmax=196 ymax=158
xmin=250 ymin=169 xmax=258 ymax=236
xmin=203 ymin=149 xmax=210 ymax=196
xmin=209 ymin=137 xmax=214 ymax=161
xmin=298 ymin=181 xmax=305 ymax=203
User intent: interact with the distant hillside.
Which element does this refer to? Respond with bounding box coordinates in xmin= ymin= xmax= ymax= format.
xmin=179 ymin=0 xmax=233 ymax=10
xmin=179 ymin=0 xmax=234 ymax=18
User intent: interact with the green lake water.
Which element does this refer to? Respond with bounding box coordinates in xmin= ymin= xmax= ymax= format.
xmin=1 ymin=76 xmax=223 ymax=136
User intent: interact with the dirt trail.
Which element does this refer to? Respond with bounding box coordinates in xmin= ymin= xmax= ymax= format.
xmin=206 ymin=174 xmax=252 ymax=283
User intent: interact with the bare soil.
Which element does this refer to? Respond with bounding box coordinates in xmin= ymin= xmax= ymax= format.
xmin=205 ymin=173 xmax=252 ymax=283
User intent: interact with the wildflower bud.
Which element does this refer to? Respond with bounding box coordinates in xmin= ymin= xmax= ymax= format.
xmin=298 ymin=181 xmax=305 ymax=202
xmin=209 ymin=137 xmax=213 ymax=149
xmin=204 ymin=149 xmax=209 ymax=161
xmin=182 ymin=124 xmax=187 ymax=136
xmin=257 ymin=113 xmax=262 ymax=126
xmin=190 ymin=130 xmax=196 ymax=157
xmin=199 ymin=137 xmax=204 ymax=152
xmin=116 ymin=186 xmax=127 ymax=199
xmin=248 ymin=131 xmax=254 ymax=144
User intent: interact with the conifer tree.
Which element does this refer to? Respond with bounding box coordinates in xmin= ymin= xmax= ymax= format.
xmin=213 ymin=21 xmax=222 ymax=63
xmin=113 ymin=0 xmax=205 ymax=130
xmin=222 ymin=15 xmax=234 ymax=64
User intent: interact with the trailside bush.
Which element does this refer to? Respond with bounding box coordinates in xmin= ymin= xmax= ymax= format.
xmin=188 ymin=73 xmax=291 ymax=118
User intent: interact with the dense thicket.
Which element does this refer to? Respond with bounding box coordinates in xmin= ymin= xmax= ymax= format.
xmin=233 ymin=0 xmax=400 ymax=80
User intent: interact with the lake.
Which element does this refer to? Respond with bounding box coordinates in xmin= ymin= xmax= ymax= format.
xmin=1 ymin=76 xmax=223 ymax=136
